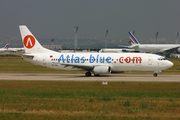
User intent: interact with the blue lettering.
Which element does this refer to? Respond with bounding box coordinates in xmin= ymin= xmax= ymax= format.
xmin=90 ymin=55 xmax=95 ymax=63
xmin=96 ymin=55 xmax=99 ymax=63
xmin=106 ymin=57 xmax=111 ymax=63
xmin=71 ymin=54 xmax=74 ymax=63
xmin=58 ymin=54 xmax=64 ymax=63
xmin=75 ymin=56 xmax=80 ymax=63
xmin=100 ymin=57 xmax=104 ymax=63
xmin=81 ymin=57 xmax=85 ymax=63
xmin=66 ymin=55 xmax=70 ymax=63
xmin=59 ymin=54 xmax=112 ymax=64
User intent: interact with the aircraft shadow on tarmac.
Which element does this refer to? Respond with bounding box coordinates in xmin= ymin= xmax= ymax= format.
xmin=14 ymin=73 xmax=171 ymax=78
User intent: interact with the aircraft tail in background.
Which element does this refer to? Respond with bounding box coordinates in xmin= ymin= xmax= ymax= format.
xmin=128 ymin=31 xmax=140 ymax=45
xmin=4 ymin=44 xmax=10 ymax=49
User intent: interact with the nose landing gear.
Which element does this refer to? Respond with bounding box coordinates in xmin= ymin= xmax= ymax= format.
xmin=153 ymin=70 xmax=162 ymax=77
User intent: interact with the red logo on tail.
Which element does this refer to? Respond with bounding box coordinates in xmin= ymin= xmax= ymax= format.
xmin=23 ymin=35 xmax=36 ymax=49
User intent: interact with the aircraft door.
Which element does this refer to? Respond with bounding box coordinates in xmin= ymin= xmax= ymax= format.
xmin=148 ymin=57 xmax=152 ymax=65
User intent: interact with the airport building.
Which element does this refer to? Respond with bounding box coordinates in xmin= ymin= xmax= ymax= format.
xmin=43 ymin=45 xmax=62 ymax=51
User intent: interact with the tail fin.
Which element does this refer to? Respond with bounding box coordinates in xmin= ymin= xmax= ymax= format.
xmin=128 ymin=32 xmax=140 ymax=44
xmin=4 ymin=44 xmax=10 ymax=49
xmin=19 ymin=25 xmax=50 ymax=54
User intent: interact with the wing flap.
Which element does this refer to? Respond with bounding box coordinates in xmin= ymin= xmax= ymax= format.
xmin=60 ymin=63 xmax=94 ymax=71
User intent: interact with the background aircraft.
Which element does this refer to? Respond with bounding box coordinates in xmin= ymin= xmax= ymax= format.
xmin=0 ymin=44 xmax=10 ymax=52
xmin=0 ymin=44 xmax=24 ymax=53
xmin=128 ymin=32 xmax=180 ymax=53
xmin=19 ymin=25 xmax=173 ymax=77
xmin=7 ymin=46 xmax=24 ymax=52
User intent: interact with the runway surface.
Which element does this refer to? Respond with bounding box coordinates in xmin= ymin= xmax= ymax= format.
xmin=0 ymin=73 xmax=180 ymax=82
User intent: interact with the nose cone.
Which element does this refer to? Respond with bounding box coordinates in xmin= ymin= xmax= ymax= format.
xmin=168 ymin=61 xmax=174 ymax=68
xmin=164 ymin=60 xmax=174 ymax=69
xmin=159 ymin=60 xmax=174 ymax=70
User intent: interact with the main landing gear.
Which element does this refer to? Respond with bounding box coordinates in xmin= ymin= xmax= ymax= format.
xmin=85 ymin=71 xmax=91 ymax=77
xmin=85 ymin=72 xmax=100 ymax=77
xmin=153 ymin=73 xmax=157 ymax=77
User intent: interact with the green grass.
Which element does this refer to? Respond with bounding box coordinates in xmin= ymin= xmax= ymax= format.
xmin=0 ymin=56 xmax=180 ymax=74
xmin=0 ymin=81 xmax=180 ymax=119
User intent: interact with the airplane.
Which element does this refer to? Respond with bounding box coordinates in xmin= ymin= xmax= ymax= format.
xmin=0 ymin=44 xmax=10 ymax=52
xmin=7 ymin=46 xmax=24 ymax=53
xmin=19 ymin=25 xmax=173 ymax=77
xmin=128 ymin=31 xmax=180 ymax=53
xmin=99 ymin=48 xmax=135 ymax=53
xmin=0 ymin=44 xmax=24 ymax=53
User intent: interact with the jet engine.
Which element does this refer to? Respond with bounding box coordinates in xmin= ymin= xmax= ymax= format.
xmin=177 ymin=47 xmax=180 ymax=54
xmin=93 ymin=66 xmax=111 ymax=74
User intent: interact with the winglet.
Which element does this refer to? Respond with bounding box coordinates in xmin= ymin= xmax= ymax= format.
xmin=128 ymin=32 xmax=140 ymax=44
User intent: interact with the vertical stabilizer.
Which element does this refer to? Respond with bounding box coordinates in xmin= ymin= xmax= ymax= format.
xmin=4 ymin=44 xmax=10 ymax=49
xmin=128 ymin=31 xmax=140 ymax=44
xmin=19 ymin=25 xmax=50 ymax=54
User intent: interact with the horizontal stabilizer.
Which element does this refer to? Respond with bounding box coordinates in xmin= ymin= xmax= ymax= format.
xmin=22 ymin=54 xmax=34 ymax=59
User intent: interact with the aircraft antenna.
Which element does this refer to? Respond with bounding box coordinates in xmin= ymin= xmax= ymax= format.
xmin=105 ymin=30 xmax=109 ymax=48
xmin=74 ymin=26 xmax=78 ymax=52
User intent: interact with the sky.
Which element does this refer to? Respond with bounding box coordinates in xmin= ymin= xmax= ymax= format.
xmin=1 ymin=0 xmax=180 ymax=44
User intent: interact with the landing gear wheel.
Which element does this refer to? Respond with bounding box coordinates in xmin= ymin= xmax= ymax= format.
xmin=153 ymin=73 xmax=157 ymax=77
xmin=85 ymin=72 xmax=91 ymax=77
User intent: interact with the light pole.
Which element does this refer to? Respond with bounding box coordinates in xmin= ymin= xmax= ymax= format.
xmin=176 ymin=32 xmax=179 ymax=44
xmin=105 ymin=30 xmax=108 ymax=48
xmin=51 ymin=39 xmax=54 ymax=50
xmin=155 ymin=32 xmax=159 ymax=44
xmin=74 ymin=26 xmax=78 ymax=52
xmin=132 ymin=30 xmax=135 ymax=35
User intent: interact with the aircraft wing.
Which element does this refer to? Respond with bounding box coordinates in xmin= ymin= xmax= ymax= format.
xmin=128 ymin=44 xmax=139 ymax=50
xmin=159 ymin=46 xmax=180 ymax=52
xmin=60 ymin=63 xmax=94 ymax=71
xmin=118 ymin=45 xmax=130 ymax=48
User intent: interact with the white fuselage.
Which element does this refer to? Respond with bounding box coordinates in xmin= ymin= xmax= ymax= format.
xmin=7 ymin=48 xmax=24 ymax=52
xmin=23 ymin=52 xmax=173 ymax=72
xmin=0 ymin=48 xmax=6 ymax=52
xmin=130 ymin=44 xmax=180 ymax=53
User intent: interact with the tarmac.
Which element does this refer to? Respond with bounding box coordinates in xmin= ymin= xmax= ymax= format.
xmin=0 ymin=73 xmax=180 ymax=82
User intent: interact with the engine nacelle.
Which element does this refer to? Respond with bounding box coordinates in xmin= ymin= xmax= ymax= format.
xmin=177 ymin=47 xmax=180 ymax=54
xmin=93 ymin=66 xmax=111 ymax=74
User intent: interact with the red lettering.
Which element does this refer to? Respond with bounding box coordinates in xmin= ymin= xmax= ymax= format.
xmin=119 ymin=57 xmax=124 ymax=63
xmin=119 ymin=56 xmax=142 ymax=64
xmin=125 ymin=57 xmax=131 ymax=63
xmin=133 ymin=57 xmax=142 ymax=63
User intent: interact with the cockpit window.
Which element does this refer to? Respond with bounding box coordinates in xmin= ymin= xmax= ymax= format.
xmin=158 ymin=57 xmax=166 ymax=61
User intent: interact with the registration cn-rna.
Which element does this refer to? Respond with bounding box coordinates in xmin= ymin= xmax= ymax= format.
xmin=19 ymin=25 xmax=173 ymax=77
